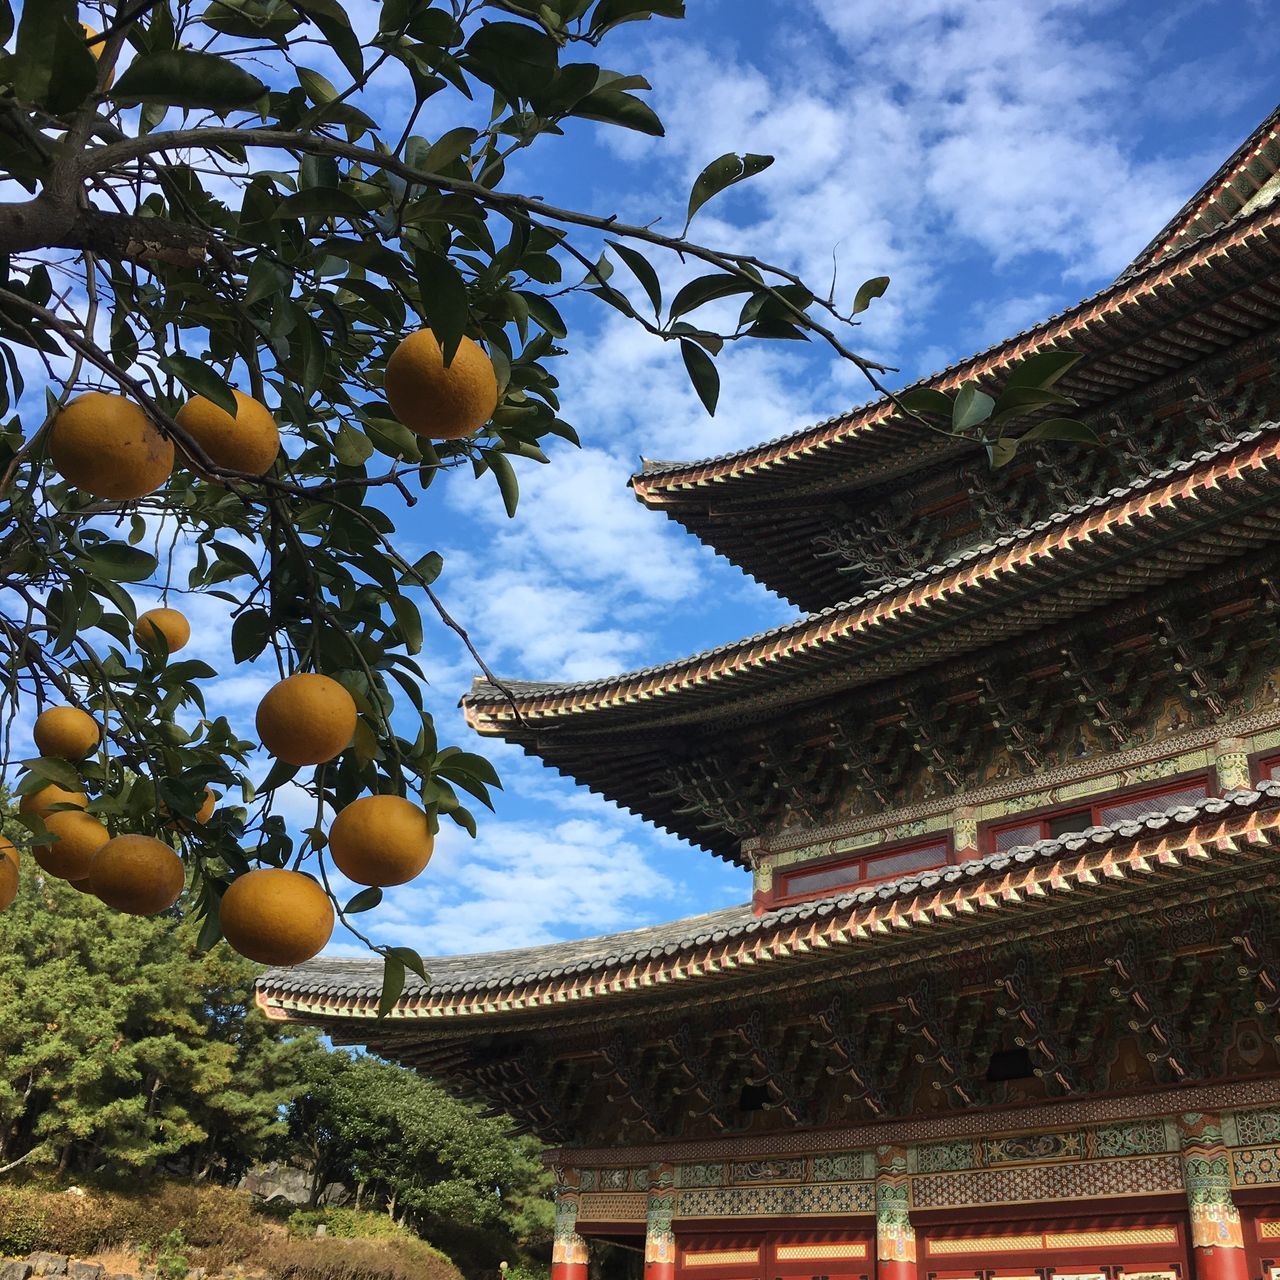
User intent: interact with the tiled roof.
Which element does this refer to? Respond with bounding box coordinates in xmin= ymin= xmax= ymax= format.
xmin=257 ymin=783 xmax=1280 ymax=1018
xmin=1123 ymin=102 xmax=1280 ymax=278
xmin=466 ymin=425 xmax=1280 ymax=726
xmin=629 ymin=112 xmax=1280 ymax=611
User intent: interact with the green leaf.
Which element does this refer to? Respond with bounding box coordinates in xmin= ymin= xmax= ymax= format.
xmin=418 ymin=126 xmax=479 ymax=174
xmin=486 ymin=451 xmax=520 ymax=518
xmin=391 ymin=596 xmax=423 ymax=656
xmin=669 ymin=273 xmax=754 ymax=321
xmin=194 ymin=895 xmax=223 ymax=952
xmin=896 ymin=387 xmax=953 ymax=418
xmin=281 ymin=187 xmax=368 ymax=218
xmin=988 ymin=437 xmax=1019 ymax=469
xmin=13 ymin=3 xmax=98 ymax=116
xmin=589 ymin=0 xmax=685 ymax=35
xmin=352 ymin=720 xmax=378 ymax=768
xmin=852 ymin=275 xmax=890 ymax=315
xmin=679 ymin=338 xmax=719 ymax=416
xmin=407 ymin=551 xmax=443 ymax=586
xmin=87 ymin=544 xmax=159 ymax=583
xmin=686 ymin=152 xmax=773 ymax=229
xmin=201 ymin=0 xmax=303 ymax=41
xmin=344 ymin=886 xmax=383 ymax=915
xmin=990 ymin=384 xmax=1075 ymax=418
xmin=259 ymin=757 xmax=298 ymax=793
xmin=1003 ymin=349 xmax=1085 ymax=390
xmin=111 ymin=50 xmax=268 ymax=111
xmin=25 ymin=756 xmax=82 ymax=789
xmin=292 ymin=0 xmax=363 ymax=81
xmin=519 ymin=291 xmax=566 ymax=338
xmin=162 ymin=353 xmax=238 ymax=418
xmin=389 ymin=945 xmax=428 ymax=981
xmin=415 ymin=252 xmax=470 ymax=365
xmin=245 ymin=257 xmax=294 ymax=306
xmin=231 ymin=608 xmax=271 ymax=663
xmin=296 ymin=65 xmax=339 ymax=104
xmin=464 ymin=21 xmax=558 ymax=100
xmin=377 ymin=953 xmax=406 ymax=1018
xmin=607 ymin=240 xmax=662 ymax=315
xmin=1017 ymin=417 xmax=1101 ymax=446
xmin=572 ymin=88 xmax=664 ymax=136
xmin=435 ymin=751 xmax=501 ymax=788
xmin=333 ymin=422 xmax=375 ymax=465
xmin=951 ymin=383 xmax=995 ymax=433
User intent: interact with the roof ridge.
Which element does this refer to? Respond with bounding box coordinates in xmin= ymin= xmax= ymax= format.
xmin=1121 ymin=101 xmax=1280 ymax=280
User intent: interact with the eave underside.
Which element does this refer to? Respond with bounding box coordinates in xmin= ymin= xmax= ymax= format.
xmin=632 ymin=171 xmax=1280 ymax=610
xmin=462 ymin=422 xmax=1280 ymax=861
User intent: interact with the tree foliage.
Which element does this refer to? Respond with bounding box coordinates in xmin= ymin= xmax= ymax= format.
xmin=0 ymin=0 xmax=1087 ymax=979
xmin=0 ymin=862 xmax=301 ymax=1179
xmin=288 ymin=1050 xmax=553 ymax=1266
xmin=0 ymin=860 xmax=551 ymax=1272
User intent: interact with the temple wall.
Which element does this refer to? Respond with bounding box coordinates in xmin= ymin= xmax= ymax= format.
xmin=555 ymin=1102 xmax=1280 ymax=1280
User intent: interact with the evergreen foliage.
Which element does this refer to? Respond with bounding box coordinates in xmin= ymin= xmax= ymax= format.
xmin=0 ymin=867 xmax=550 ymax=1271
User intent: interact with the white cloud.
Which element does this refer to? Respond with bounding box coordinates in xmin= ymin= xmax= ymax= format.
xmin=329 ymin=812 xmax=689 ymax=955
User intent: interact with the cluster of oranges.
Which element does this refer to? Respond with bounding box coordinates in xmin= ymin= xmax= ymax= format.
xmin=3 ymin=325 xmax=501 ymax=966
xmin=10 ymin=643 xmax=436 ymax=969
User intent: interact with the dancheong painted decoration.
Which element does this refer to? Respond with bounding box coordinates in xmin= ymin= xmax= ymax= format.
xmin=258 ymin=106 xmax=1280 ymax=1280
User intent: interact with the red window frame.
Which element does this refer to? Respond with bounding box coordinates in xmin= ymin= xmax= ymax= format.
xmin=984 ymin=773 xmax=1214 ymax=854
xmin=1253 ymin=750 xmax=1280 ymax=784
xmin=773 ymin=833 xmax=953 ymax=906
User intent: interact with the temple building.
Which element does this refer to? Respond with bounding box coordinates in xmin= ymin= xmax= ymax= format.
xmin=260 ymin=107 xmax=1280 ymax=1280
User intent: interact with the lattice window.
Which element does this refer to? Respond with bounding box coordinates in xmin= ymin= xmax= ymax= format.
xmin=986 ymin=776 xmax=1211 ymax=852
xmin=780 ymin=838 xmax=949 ymax=902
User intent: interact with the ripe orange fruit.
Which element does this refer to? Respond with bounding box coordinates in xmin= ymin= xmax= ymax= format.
xmin=256 ymin=673 xmax=357 ymax=766
xmin=81 ymin=23 xmax=114 ymax=86
xmin=32 ymin=706 xmax=100 ymax=761
xmin=88 ymin=835 xmax=185 ymax=915
xmin=0 ymin=836 xmax=19 ymax=912
xmin=384 ymin=330 xmax=498 ymax=440
xmin=176 ymin=390 xmax=280 ymax=476
xmin=34 ymin=810 xmax=110 ymax=882
xmin=195 ymin=788 xmax=218 ymax=824
xmin=219 ymin=868 xmax=334 ymax=965
xmin=49 ymin=392 xmax=174 ymax=500
xmin=329 ymin=794 xmax=434 ymax=887
xmin=134 ymin=607 xmax=190 ymax=653
xmin=20 ymin=783 xmax=88 ymax=820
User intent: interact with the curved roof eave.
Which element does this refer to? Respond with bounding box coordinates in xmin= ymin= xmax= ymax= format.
xmin=628 ymin=176 xmax=1280 ymax=506
xmin=257 ymin=784 xmax=1280 ymax=1023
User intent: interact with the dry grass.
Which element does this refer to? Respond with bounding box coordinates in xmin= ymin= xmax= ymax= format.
xmin=86 ymin=1246 xmax=142 ymax=1276
xmin=0 ymin=1183 xmax=462 ymax=1280
xmin=256 ymin=1236 xmax=461 ymax=1280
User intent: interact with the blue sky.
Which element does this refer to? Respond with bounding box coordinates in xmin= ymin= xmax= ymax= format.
xmin=366 ymin=0 xmax=1278 ymax=959
xmin=15 ymin=1 xmax=1280 ymax=963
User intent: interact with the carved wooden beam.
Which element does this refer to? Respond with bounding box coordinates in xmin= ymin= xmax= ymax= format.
xmin=810 ymin=996 xmax=890 ymax=1116
xmin=728 ymin=1009 xmax=819 ymax=1128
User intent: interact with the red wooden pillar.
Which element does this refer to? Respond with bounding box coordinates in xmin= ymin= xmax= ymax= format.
xmin=875 ymin=1144 xmax=916 ymax=1280
xmin=644 ymin=1164 xmax=676 ymax=1280
xmin=552 ymin=1189 xmax=589 ymax=1280
xmin=1179 ymin=1113 xmax=1249 ymax=1280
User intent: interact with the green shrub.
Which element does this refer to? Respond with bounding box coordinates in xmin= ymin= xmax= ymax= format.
xmin=288 ymin=1208 xmax=409 ymax=1242
xmin=151 ymin=1229 xmax=189 ymax=1280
